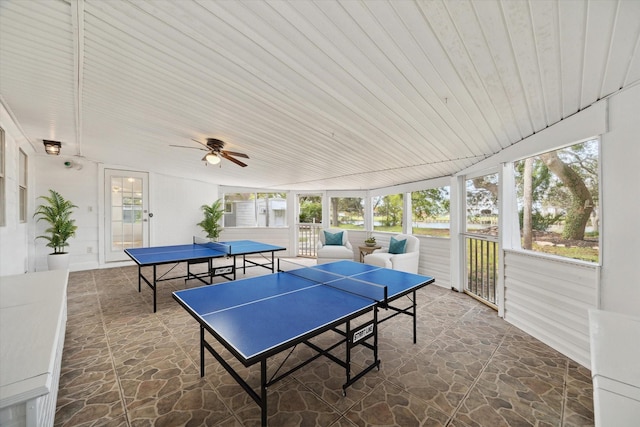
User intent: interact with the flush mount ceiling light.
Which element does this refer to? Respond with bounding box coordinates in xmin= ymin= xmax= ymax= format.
xmin=43 ymin=140 xmax=61 ymax=155
xmin=205 ymin=152 xmax=221 ymax=165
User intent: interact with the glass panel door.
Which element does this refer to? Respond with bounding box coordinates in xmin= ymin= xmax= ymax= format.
xmin=105 ymin=169 xmax=149 ymax=262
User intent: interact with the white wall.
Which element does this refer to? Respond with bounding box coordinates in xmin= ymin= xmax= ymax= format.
xmin=27 ymin=157 xmax=220 ymax=272
xmin=504 ymin=251 xmax=598 ymax=368
xmin=33 ymin=156 xmax=101 ymax=272
xmin=148 ymin=173 xmax=218 ymax=247
xmin=600 ymin=84 xmax=640 ymax=316
xmin=0 ymin=105 xmax=35 ymax=275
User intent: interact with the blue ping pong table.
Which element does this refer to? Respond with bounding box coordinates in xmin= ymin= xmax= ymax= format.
xmin=125 ymin=239 xmax=286 ymax=312
xmin=173 ymin=260 xmax=435 ymax=426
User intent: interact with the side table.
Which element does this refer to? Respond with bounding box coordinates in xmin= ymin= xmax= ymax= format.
xmin=358 ymin=245 xmax=381 ymax=262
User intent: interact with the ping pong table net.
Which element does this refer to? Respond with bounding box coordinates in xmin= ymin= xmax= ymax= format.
xmin=193 ymin=236 xmax=232 ymax=254
xmin=278 ymin=259 xmax=388 ymax=304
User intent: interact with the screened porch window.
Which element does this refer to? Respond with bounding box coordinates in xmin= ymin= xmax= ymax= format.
xmin=223 ymin=192 xmax=287 ymax=227
xmin=514 ymin=139 xmax=599 ymax=263
xmin=372 ymin=194 xmax=403 ymax=233
xmin=329 ymin=197 xmax=364 ymax=229
xmin=411 ymin=186 xmax=450 ymax=238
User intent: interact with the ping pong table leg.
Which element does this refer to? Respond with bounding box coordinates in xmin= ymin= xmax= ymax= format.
xmin=344 ymin=320 xmax=351 ymax=392
xmin=200 ymin=326 xmax=205 ymax=377
xmin=137 ymin=265 xmax=141 ymax=292
xmin=374 ymin=306 xmax=379 ymax=369
xmin=412 ymin=290 xmax=417 ymax=344
xmin=153 ymin=266 xmax=157 ymax=313
xmin=260 ymin=359 xmax=267 ymax=427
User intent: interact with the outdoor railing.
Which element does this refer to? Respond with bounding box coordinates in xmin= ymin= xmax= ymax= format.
xmin=298 ymin=223 xmax=322 ymax=257
xmin=465 ymin=234 xmax=498 ymax=308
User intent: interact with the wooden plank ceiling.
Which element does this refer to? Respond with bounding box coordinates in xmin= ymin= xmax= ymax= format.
xmin=1 ymin=0 xmax=639 ymax=190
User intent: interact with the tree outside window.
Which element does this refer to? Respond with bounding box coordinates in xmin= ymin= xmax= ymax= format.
xmin=372 ymin=194 xmax=403 ymax=232
xmin=411 ymin=187 xmax=450 ymax=238
xmin=514 ymin=139 xmax=599 ymax=263
xmin=298 ymin=195 xmax=322 ymax=224
xmin=466 ymin=173 xmax=499 ymax=235
xmin=330 ymin=197 xmax=364 ymax=229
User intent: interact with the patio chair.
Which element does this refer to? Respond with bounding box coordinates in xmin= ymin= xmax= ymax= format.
xmin=316 ymin=228 xmax=354 ymax=264
xmin=363 ymin=234 xmax=419 ymax=273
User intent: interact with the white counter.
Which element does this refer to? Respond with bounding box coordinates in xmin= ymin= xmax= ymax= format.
xmin=0 ymin=269 xmax=68 ymax=427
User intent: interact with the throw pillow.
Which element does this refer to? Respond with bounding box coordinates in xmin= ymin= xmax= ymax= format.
xmin=389 ymin=236 xmax=407 ymax=254
xmin=324 ymin=231 xmax=344 ymax=246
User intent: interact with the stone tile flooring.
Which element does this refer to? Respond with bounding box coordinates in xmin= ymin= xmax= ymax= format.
xmin=54 ymin=260 xmax=594 ymax=426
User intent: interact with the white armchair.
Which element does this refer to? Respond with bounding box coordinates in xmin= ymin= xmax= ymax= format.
xmin=363 ymin=234 xmax=420 ymax=273
xmin=316 ymin=228 xmax=354 ymax=264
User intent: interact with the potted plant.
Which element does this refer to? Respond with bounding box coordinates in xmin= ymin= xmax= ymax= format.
xmin=364 ymin=235 xmax=377 ymax=247
xmin=198 ymin=198 xmax=224 ymax=241
xmin=33 ymin=189 xmax=78 ymax=270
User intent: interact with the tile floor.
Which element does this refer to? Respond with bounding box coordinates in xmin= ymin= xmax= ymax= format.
xmin=54 ymin=259 xmax=594 ymax=426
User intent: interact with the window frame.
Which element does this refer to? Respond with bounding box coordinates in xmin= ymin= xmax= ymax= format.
xmin=329 ymin=196 xmax=365 ymax=230
xmin=410 ymin=185 xmax=451 ymax=238
xmin=18 ymin=148 xmax=27 ymax=223
xmin=0 ymin=127 xmax=5 ymax=226
xmin=372 ymin=193 xmax=404 ymax=233
xmin=509 ymin=138 xmax=601 ymax=265
xmin=222 ymin=191 xmax=288 ymax=228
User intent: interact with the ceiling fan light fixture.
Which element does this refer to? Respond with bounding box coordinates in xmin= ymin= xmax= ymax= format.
xmin=205 ymin=152 xmax=221 ymax=165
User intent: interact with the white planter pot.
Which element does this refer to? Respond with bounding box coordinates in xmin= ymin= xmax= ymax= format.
xmin=48 ymin=253 xmax=70 ymax=271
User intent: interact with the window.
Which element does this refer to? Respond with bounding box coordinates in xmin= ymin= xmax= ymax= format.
xmin=465 ymin=172 xmax=499 ymax=306
xmin=411 ymin=187 xmax=450 ymax=237
xmin=0 ymin=127 xmax=5 ymax=226
xmin=466 ymin=173 xmax=499 ymax=236
xmin=19 ymin=149 xmax=27 ymax=222
xmin=372 ymin=193 xmax=403 ymax=232
xmin=514 ymin=139 xmax=599 ymax=263
xmin=298 ymin=195 xmax=321 ymax=224
xmin=329 ymin=197 xmax=364 ymax=229
xmin=223 ymin=192 xmax=287 ymax=227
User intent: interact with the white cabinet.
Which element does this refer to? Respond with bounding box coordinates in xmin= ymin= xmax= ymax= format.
xmin=589 ymin=309 xmax=640 ymax=427
xmin=0 ymin=270 xmax=68 ymax=427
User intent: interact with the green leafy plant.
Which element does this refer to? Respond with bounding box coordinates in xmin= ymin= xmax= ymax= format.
xmin=33 ymin=189 xmax=78 ymax=254
xmin=198 ymin=199 xmax=224 ymax=240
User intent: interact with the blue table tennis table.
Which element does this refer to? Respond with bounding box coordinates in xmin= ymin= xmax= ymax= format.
xmin=173 ymin=260 xmax=435 ymax=426
xmin=125 ymin=239 xmax=286 ymax=312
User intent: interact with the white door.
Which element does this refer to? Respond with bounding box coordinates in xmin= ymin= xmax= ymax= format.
xmin=105 ymin=169 xmax=150 ymax=262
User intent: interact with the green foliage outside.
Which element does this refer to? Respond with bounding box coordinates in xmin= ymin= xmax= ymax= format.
xmin=34 ymin=189 xmax=78 ymax=254
xmin=374 ymin=194 xmax=403 ymax=227
xmin=531 ymin=243 xmax=599 ymax=263
xmin=330 ymin=197 xmax=364 ymax=228
xmin=299 ymin=196 xmax=322 ymax=223
xmin=518 ymin=209 xmax=564 ymax=231
xmin=515 ymin=139 xmax=599 ymax=262
xmin=413 ymin=227 xmax=450 ymax=238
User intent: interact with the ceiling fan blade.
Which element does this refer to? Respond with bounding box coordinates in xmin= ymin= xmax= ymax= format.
xmin=222 ymin=150 xmax=249 ymax=159
xmin=221 ymin=152 xmax=248 ymax=167
xmin=191 ymin=138 xmax=210 ymax=149
xmin=170 ymin=144 xmax=208 ymax=151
